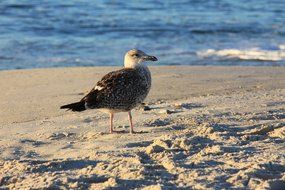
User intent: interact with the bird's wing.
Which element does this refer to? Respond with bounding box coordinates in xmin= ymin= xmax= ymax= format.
xmin=81 ymin=68 xmax=144 ymax=108
xmin=96 ymin=68 xmax=135 ymax=90
xmin=79 ymin=69 xmax=125 ymax=101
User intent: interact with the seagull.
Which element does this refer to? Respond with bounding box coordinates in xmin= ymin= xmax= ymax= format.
xmin=60 ymin=49 xmax=157 ymax=134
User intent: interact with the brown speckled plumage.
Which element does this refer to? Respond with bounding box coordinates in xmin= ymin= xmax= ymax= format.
xmin=60 ymin=49 xmax=157 ymax=134
xmin=82 ymin=67 xmax=151 ymax=111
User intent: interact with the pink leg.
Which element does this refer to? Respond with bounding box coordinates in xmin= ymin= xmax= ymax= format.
xmin=128 ymin=111 xmax=134 ymax=134
xmin=109 ymin=113 xmax=114 ymax=133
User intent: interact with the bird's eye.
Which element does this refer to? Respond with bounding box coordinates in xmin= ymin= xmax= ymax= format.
xmin=133 ymin=54 xmax=138 ymax=57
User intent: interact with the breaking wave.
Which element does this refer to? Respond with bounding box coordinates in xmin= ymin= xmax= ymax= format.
xmin=197 ymin=45 xmax=285 ymax=62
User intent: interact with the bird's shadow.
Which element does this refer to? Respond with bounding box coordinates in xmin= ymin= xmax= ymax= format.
xmin=101 ymin=130 xmax=149 ymax=135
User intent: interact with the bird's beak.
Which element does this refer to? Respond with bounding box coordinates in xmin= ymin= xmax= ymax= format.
xmin=143 ymin=55 xmax=158 ymax=62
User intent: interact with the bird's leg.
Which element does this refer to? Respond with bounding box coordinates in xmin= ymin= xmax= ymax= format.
xmin=109 ymin=113 xmax=114 ymax=133
xmin=128 ymin=111 xmax=135 ymax=134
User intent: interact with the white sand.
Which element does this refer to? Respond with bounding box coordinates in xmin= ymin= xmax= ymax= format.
xmin=0 ymin=66 xmax=284 ymax=189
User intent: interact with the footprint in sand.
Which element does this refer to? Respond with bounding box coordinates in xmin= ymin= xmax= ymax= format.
xmin=20 ymin=139 xmax=47 ymax=147
xmin=125 ymin=141 xmax=152 ymax=148
xmin=145 ymin=118 xmax=171 ymax=127
xmin=174 ymin=102 xmax=204 ymax=110
xmin=47 ymin=132 xmax=76 ymax=140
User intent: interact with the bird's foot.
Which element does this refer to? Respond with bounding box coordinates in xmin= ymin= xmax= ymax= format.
xmin=109 ymin=130 xmax=124 ymax=134
xmin=109 ymin=129 xmax=135 ymax=134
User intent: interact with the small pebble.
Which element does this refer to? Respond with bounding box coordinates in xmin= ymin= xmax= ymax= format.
xmin=158 ymin=109 xmax=172 ymax=114
xmin=143 ymin=106 xmax=151 ymax=111
xmin=174 ymin=103 xmax=182 ymax=109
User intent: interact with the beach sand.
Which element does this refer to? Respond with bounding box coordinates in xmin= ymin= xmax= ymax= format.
xmin=0 ymin=66 xmax=284 ymax=189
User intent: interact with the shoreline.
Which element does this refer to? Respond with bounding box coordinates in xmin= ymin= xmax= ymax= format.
xmin=1 ymin=64 xmax=285 ymax=72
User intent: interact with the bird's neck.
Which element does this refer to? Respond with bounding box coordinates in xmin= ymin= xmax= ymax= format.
xmin=124 ymin=60 xmax=147 ymax=69
xmin=124 ymin=57 xmax=135 ymax=68
xmin=136 ymin=63 xmax=152 ymax=88
xmin=124 ymin=61 xmax=151 ymax=84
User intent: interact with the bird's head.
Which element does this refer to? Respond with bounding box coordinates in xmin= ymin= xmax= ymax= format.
xmin=124 ymin=49 xmax=158 ymax=68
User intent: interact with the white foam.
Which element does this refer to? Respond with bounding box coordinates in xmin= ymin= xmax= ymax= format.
xmin=279 ymin=44 xmax=285 ymax=50
xmin=197 ymin=45 xmax=285 ymax=61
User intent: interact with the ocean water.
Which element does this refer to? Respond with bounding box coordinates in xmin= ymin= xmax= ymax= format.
xmin=0 ymin=0 xmax=285 ymax=70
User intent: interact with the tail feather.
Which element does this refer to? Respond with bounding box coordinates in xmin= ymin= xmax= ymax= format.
xmin=60 ymin=101 xmax=86 ymax=112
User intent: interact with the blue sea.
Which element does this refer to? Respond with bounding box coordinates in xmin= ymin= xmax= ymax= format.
xmin=0 ymin=0 xmax=285 ymax=70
